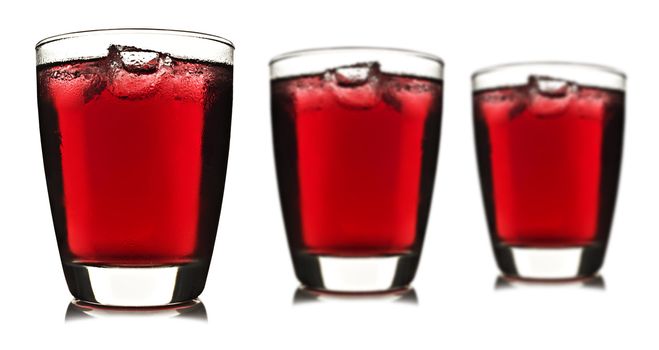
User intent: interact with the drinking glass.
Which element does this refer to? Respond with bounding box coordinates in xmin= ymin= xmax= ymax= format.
xmin=36 ymin=29 xmax=233 ymax=306
xmin=472 ymin=62 xmax=625 ymax=280
xmin=270 ymin=47 xmax=444 ymax=292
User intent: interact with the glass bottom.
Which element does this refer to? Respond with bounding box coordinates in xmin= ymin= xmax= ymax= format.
xmin=293 ymin=286 xmax=418 ymax=304
xmin=62 ymin=261 xmax=208 ymax=307
xmin=292 ymin=253 xmax=419 ymax=293
xmin=66 ymin=299 xmax=208 ymax=321
xmin=493 ymin=243 xmax=605 ymax=280
xmin=494 ymin=275 xmax=605 ymax=290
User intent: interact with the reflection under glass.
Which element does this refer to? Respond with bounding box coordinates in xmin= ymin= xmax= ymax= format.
xmin=293 ymin=286 xmax=418 ymax=305
xmin=494 ymin=275 xmax=605 ymax=290
xmin=65 ymin=299 xmax=208 ymax=322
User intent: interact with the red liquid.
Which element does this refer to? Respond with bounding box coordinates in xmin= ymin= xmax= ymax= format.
xmin=474 ymin=80 xmax=623 ymax=247
xmin=37 ymin=47 xmax=233 ymax=265
xmin=272 ymin=65 xmax=442 ymax=256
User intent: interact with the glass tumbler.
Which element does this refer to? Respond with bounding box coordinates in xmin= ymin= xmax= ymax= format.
xmin=36 ymin=29 xmax=234 ymax=306
xmin=270 ymin=48 xmax=444 ymax=292
xmin=472 ymin=62 xmax=625 ymax=280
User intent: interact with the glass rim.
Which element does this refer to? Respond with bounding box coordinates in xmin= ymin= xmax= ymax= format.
xmin=269 ymin=46 xmax=444 ymax=66
xmin=35 ymin=28 xmax=234 ymax=49
xmin=472 ymin=61 xmax=626 ymax=92
xmin=269 ymin=46 xmax=444 ymax=80
xmin=472 ymin=61 xmax=626 ymax=80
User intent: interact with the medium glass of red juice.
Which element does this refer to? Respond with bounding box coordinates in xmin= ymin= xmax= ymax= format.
xmin=36 ymin=29 xmax=234 ymax=306
xmin=270 ymin=48 xmax=444 ymax=292
xmin=472 ymin=62 xmax=625 ymax=280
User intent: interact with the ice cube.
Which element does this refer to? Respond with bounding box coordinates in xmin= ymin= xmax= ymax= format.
xmin=83 ymin=75 xmax=107 ymax=103
xmin=477 ymin=89 xmax=528 ymax=120
xmin=45 ymin=63 xmax=107 ymax=103
xmin=119 ymin=50 xmax=161 ymax=73
xmin=382 ymin=88 xmax=402 ymax=112
xmin=508 ymin=92 xmax=528 ymax=119
xmin=107 ymin=46 xmax=171 ymax=100
xmin=325 ymin=62 xmax=381 ymax=109
xmin=575 ymin=89 xmax=608 ymax=120
xmin=331 ymin=63 xmax=376 ymax=87
xmin=382 ymin=81 xmax=422 ymax=113
xmin=528 ymin=76 xmax=577 ymax=118
xmin=529 ymin=75 xmax=578 ymax=98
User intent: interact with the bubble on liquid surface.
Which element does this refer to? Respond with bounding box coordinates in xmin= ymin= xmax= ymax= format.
xmin=528 ymin=75 xmax=578 ymax=118
xmin=325 ymin=62 xmax=381 ymax=109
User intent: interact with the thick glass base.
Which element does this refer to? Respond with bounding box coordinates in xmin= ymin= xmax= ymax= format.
xmin=292 ymin=253 xmax=419 ymax=293
xmin=66 ymin=299 xmax=208 ymax=321
xmin=62 ymin=261 xmax=208 ymax=307
xmin=493 ymin=243 xmax=605 ymax=280
xmin=293 ymin=286 xmax=418 ymax=304
xmin=495 ymin=275 xmax=605 ymax=290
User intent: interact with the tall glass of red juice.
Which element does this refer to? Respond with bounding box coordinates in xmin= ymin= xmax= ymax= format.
xmin=36 ymin=29 xmax=234 ymax=306
xmin=270 ymin=48 xmax=444 ymax=292
xmin=472 ymin=62 xmax=625 ymax=280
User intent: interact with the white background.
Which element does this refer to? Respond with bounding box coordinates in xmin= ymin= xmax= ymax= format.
xmin=1 ymin=0 xmax=656 ymax=348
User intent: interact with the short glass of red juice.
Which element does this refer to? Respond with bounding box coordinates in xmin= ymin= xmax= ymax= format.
xmin=270 ymin=48 xmax=444 ymax=293
xmin=472 ymin=62 xmax=625 ymax=280
xmin=36 ymin=29 xmax=234 ymax=306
